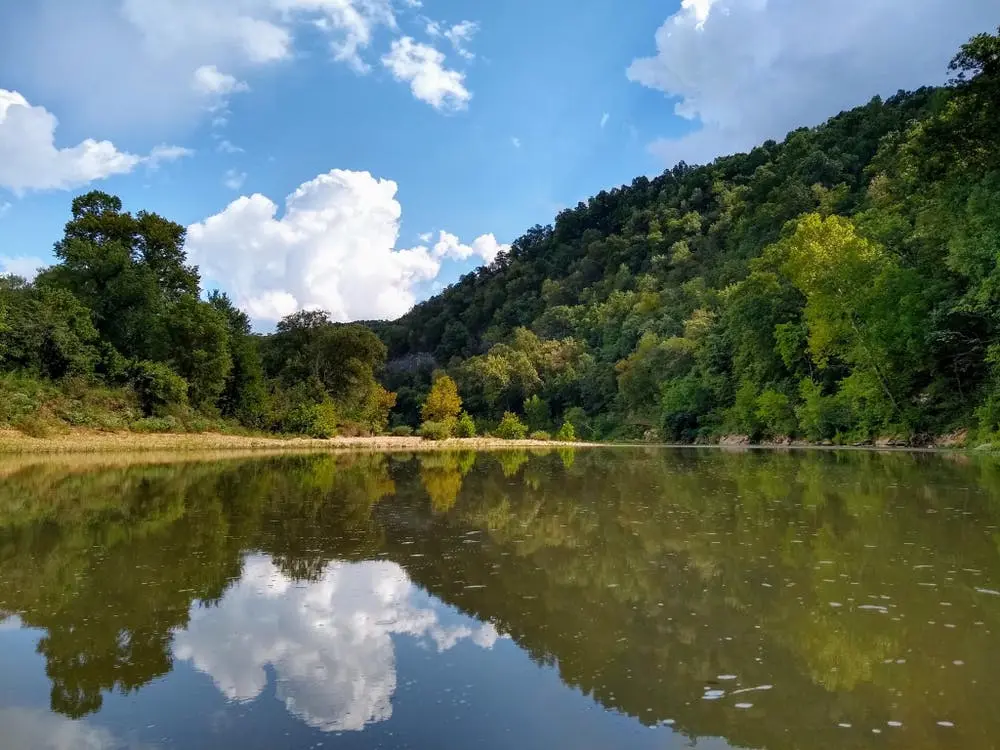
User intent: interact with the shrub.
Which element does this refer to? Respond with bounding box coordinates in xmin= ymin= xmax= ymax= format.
xmin=130 ymin=360 xmax=188 ymax=416
xmin=419 ymin=420 xmax=452 ymax=441
xmin=454 ymin=411 xmax=476 ymax=438
xmin=495 ymin=412 xmax=528 ymax=440
xmin=14 ymin=415 xmax=56 ymax=438
xmin=529 ymin=430 xmax=551 ymax=441
xmin=555 ymin=420 xmax=576 ymax=442
xmin=284 ymin=400 xmax=338 ymax=438
xmin=308 ymin=402 xmax=339 ymax=438
xmin=391 ymin=425 xmax=415 ymax=437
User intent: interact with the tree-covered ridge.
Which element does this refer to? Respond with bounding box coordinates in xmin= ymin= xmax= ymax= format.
xmin=379 ymin=29 xmax=1000 ymax=444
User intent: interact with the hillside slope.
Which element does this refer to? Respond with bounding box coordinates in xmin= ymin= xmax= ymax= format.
xmin=378 ymin=28 xmax=1000 ymax=444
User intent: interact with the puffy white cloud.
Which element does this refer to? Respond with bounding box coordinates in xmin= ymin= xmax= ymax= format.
xmin=173 ymin=556 xmax=502 ymax=732
xmin=511 ymin=136 xmax=521 ymax=148
xmin=430 ymin=230 xmax=507 ymax=265
xmin=0 ymin=256 xmax=48 ymax=280
xmin=0 ymin=89 xmax=186 ymax=193
xmin=192 ymin=64 xmax=250 ymax=97
xmin=382 ymin=37 xmax=470 ymax=111
xmin=185 ymin=169 xmax=507 ymax=323
xmin=3 ymin=0 xmax=401 ymax=134
xmin=628 ymin=0 xmax=998 ymax=167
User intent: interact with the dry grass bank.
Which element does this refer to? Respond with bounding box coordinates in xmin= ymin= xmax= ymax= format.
xmin=0 ymin=429 xmax=594 ymax=456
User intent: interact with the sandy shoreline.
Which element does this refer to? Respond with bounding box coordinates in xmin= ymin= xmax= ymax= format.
xmin=0 ymin=429 xmax=596 ymax=455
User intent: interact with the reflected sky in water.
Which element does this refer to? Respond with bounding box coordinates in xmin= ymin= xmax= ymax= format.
xmin=1 ymin=448 xmax=1000 ymax=749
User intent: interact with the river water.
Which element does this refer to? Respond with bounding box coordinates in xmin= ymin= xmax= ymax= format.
xmin=1 ymin=448 xmax=999 ymax=749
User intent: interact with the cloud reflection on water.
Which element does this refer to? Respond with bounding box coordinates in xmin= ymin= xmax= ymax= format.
xmin=173 ymin=556 xmax=501 ymax=732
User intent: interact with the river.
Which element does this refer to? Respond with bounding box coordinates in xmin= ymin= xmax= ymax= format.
xmin=0 ymin=448 xmax=998 ymax=749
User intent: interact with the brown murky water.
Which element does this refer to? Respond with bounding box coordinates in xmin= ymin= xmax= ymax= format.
xmin=1 ymin=448 xmax=999 ymax=749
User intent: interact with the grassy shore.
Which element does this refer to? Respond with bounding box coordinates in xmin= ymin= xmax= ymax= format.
xmin=0 ymin=428 xmax=594 ymax=455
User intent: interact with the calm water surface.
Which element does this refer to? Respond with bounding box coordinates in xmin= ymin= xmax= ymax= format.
xmin=1 ymin=448 xmax=1000 ymax=749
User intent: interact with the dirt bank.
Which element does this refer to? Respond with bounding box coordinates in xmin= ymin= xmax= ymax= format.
xmin=0 ymin=429 xmax=595 ymax=455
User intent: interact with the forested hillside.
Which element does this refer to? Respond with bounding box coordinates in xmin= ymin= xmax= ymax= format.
xmin=378 ymin=28 xmax=1000 ymax=445
xmin=1 ymin=28 xmax=997 ymax=445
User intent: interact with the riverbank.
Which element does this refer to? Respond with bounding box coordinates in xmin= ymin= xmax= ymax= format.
xmin=0 ymin=429 xmax=594 ymax=455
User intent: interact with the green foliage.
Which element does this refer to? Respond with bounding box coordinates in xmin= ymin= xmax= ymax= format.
xmin=756 ymin=390 xmax=797 ymax=437
xmin=391 ymin=425 xmax=414 ymax=437
xmin=556 ymin=420 xmax=576 ymax=442
xmin=374 ymin=30 xmax=1000 ymax=445
xmin=454 ymin=410 xmax=477 ymax=438
xmin=129 ymin=361 xmax=188 ymax=416
xmin=529 ymin=431 xmax=551 ymax=441
xmin=419 ymin=420 xmax=452 ymax=441
xmin=422 ymin=374 xmax=462 ymax=423
xmin=495 ymin=412 xmax=528 ymax=440
xmin=522 ymin=394 xmax=550 ymax=432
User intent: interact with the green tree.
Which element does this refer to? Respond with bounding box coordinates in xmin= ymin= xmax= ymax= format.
xmin=422 ymin=374 xmax=462 ymax=424
xmin=495 ymin=412 xmax=528 ymax=440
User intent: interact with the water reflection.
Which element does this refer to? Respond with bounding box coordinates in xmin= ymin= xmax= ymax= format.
xmin=173 ymin=556 xmax=500 ymax=732
xmin=0 ymin=449 xmax=999 ymax=749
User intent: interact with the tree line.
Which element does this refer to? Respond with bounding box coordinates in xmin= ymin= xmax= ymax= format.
xmin=3 ymin=28 xmax=999 ymax=443
xmin=0 ymin=192 xmax=394 ymax=437
xmin=377 ymin=28 xmax=1000 ymax=445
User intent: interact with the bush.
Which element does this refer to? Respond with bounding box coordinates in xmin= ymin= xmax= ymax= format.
xmin=308 ymin=402 xmax=339 ymax=438
xmin=529 ymin=430 xmax=551 ymax=441
xmin=555 ymin=420 xmax=576 ymax=441
xmin=130 ymin=360 xmax=188 ymax=416
xmin=391 ymin=425 xmax=415 ymax=437
xmin=454 ymin=411 xmax=476 ymax=438
xmin=419 ymin=420 xmax=452 ymax=441
xmin=495 ymin=412 xmax=528 ymax=440
xmin=13 ymin=415 xmax=57 ymax=438
xmin=284 ymin=400 xmax=338 ymax=438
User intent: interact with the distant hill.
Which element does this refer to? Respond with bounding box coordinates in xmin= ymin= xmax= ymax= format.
xmin=376 ymin=28 xmax=1000 ymax=444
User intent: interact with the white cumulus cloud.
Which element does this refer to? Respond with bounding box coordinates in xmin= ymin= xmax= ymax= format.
xmin=628 ymin=0 xmax=998 ymax=167
xmin=382 ymin=37 xmax=470 ymax=111
xmin=0 ymin=89 xmax=186 ymax=194
xmin=185 ymin=168 xmax=508 ymax=323
xmin=193 ymin=64 xmax=250 ymax=97
xmin=0 ymin=256 xmax=48 ymax=280
xmin=173 ymin=556 xmax=502 ymax=732
xmin=1 ymin=0 xmax=401 ymax=134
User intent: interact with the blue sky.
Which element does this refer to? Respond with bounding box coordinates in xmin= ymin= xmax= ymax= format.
xmin=0 ymin=0 xmax=994 ymax=326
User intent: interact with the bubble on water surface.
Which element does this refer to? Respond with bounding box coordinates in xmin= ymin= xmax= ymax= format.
xmin=735 ymin=703 xmax=753 ymax=709
xmin=702 ymin=690 xmax=725 ymax=700
xmin=937 ymin=721 xmax=954 ymax=727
